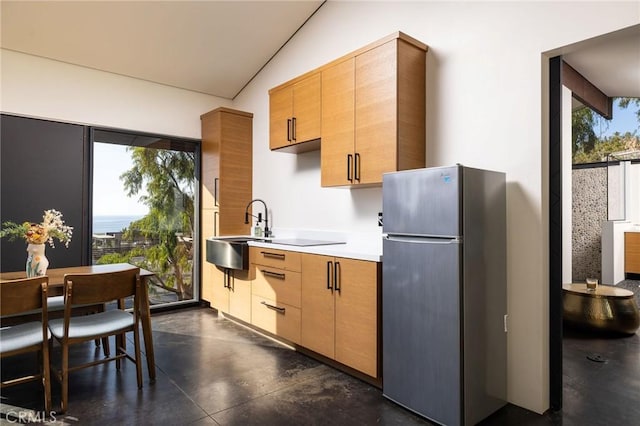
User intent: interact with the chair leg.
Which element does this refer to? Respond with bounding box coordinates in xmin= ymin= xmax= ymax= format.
xmin=102 ymin=337 xmax=110 ymax=357
xmin=115 ymin=334 xmax=123 ymax=370
xmin=42 ymin=342 xmax=52 ymax=414
xmin=133 ymin=324 xmax=143 ymax=389
xmin=60 ymin=342 xmax=69 ymax=414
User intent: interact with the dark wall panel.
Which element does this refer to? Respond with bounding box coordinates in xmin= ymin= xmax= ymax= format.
xmin=1 ymin=114 xmax=87 ymax=272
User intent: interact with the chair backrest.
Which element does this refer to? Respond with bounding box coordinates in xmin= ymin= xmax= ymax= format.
xmin=0 ymin=276 xmax=48 ymax=318
xmin=63 ymin=267 xmax=140 ymax=306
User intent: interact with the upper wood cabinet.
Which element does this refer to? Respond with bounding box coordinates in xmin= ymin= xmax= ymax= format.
xmin=268 ymin=32 xmax=426 ymax=187
xmin=201 ymin=107 xmax=253 ymax=236
xmin=322 ymin=35 xmax=426 ymax=187
xmin=269 ymin=72 xmax=321 ymax=152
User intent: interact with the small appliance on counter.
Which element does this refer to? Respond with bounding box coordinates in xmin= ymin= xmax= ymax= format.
xmin=382 ymin=165 xmax=507 ymax=425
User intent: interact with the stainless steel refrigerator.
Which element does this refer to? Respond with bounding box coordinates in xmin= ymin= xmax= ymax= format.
xmin=382 ymin=165 xmax=507 ymax=426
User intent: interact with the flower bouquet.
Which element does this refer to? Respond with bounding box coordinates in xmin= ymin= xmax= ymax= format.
xmin=1 ymin=209 xmax=73 ymax=248
xmin=1 ymin=209 xmax=73 ymax=276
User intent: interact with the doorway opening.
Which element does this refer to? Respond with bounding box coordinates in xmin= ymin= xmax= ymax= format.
xmin=548 ymin=27 xmax=640 ymax=413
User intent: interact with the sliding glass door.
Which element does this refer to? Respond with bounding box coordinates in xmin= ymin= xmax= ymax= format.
xmin=91 ymin=129 xmax=200 ymax=307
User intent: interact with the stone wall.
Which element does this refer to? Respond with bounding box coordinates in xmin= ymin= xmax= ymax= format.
xmin=572 ymin=166 xmax=607 ymax=281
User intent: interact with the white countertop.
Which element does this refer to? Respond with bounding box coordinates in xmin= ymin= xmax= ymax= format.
xmin=209 ymin=228 xmax=383 ymax=262
xmin=248 ymin=240 xmax=381 ymax=262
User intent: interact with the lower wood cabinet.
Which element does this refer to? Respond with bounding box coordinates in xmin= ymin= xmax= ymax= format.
xmin=250 ymin=247 xmax=302 ymax=344
xmin=626 ymin=232 xmax=640 ymax=274
xmin=251 ymin=295 xmax=301 ymax=344
xmin=209 ymin=267 xmax=252 ymax=324
xmin=210 ymin=246 xmax=380 ymax=379
xmin=300 ymin=253 xmax=381 ymax=378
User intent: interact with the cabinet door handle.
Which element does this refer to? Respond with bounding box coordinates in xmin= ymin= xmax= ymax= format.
xmin=214 ymin=177 xmax=219 ymax=207
xmin=292 ymin=117 xmax=297 ymax=141
xmin=334 ymin=261 xmax=341 ymax=293
xmin=223 ymin=268 xmax=230 ymax=288
xmin=287 ymin=118 xmax=292 ymax=142
xmin=327 ymin=261 xmax=334 ymax=290
xmin=261 ymin=251 xmax=285 ymax=260
xmin=262 ymin=269 xmax=285 ymax=280
xmin=261 ymin=301 xmax=286 ymax=314
xmin=214 ymin=211 xmax=219 ymax=236
xmin=347 ymin=154 xmax=353 ymax=182
xmin=354 ymin=153 xmax=361 ymax=182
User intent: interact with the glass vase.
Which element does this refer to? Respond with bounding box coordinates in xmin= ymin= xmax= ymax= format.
xmin=26 ymin=243 xmax=49 ymax=277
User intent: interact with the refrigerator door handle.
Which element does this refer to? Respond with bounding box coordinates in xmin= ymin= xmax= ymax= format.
xmin=384 ymin=235 xmax=462 ymax=244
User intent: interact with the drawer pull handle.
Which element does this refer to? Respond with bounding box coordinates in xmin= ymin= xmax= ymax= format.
xmin=261 ymin=251 xmax=285 ymax=260
xmin=262 ymin=270 xmax=285 ymax=280
xmin=261 ymin=301 xmax=285 ymax=314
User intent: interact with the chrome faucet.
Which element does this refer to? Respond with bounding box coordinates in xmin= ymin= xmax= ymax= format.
xmin=244 ymin=199 xmax=271 ymax=238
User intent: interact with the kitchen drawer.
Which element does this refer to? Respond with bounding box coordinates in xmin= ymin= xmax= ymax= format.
xmin=251 ymin=247 xmax=301 ymax=271
xmin=251 ymin=295 xmax=300 ymax=344
xmin=253 ymin=267 xmax=301 ymax=308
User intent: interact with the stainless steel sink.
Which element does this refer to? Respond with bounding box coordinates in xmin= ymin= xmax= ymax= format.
xmin=205 ymin=236 xmax=264 ymax=270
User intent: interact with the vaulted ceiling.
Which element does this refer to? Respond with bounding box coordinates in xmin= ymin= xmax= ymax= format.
xmin=1 ymin=1 xmax=638 ymax=102
xmin=1 ymin=1 xmax=324 ymax=99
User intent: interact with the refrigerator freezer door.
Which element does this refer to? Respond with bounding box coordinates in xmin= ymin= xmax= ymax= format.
xmin=383 ymin=166 xmax=460 ymax=237
xmin=382 ymin=235 xmax=461 ymax=425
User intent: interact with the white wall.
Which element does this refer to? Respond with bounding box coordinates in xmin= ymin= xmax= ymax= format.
xmin=2 ymin=1 xmax=638 ymax=415
xmin=231 ymin=1 xmax=639 ymax=414
xmin=0 ymin=49 xmax=231 ymax=138
xmin=631 ymin=164 xmax=640 ymax=224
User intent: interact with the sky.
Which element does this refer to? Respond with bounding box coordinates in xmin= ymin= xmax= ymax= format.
xmin=93 ymin=143 xmax=149 ymax=216
xmin=595 ymin=98 xmax=640 ymax=138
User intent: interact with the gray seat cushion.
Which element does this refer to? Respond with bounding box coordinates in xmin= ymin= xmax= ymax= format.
xmin=47 ymin=296 xmax=64 ymax=311
xmin=0 ymin=321 xmax=49 ymax=353
xmin=49 ymin=310 xmax=134 ymax=340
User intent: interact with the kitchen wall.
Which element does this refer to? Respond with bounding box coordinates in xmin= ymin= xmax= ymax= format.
xmin=1 ymin=1 xmax=638 ymax=415
xmin=230 ymin=2 xmax=639 ymax=414
xmin=0 ymin=49 xmax=230 ymax=138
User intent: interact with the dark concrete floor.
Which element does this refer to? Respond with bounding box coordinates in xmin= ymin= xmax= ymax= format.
xmin=1 ymin=306 xmax=637 ymax=425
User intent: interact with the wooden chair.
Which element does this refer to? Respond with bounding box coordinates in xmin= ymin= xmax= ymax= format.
xmin=48 ymin=267 xmax=143 ymax=413
xmin=0 ymin=276 xmax=52 ymax=413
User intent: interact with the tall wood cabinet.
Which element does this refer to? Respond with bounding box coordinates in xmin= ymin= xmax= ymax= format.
xmin=300 ymin=253 xmax=380 ymax=378
xmin=269 ymin=72 xmax=321 ymax=153
xmin=200 ymin=107 xmax=253 ymax=305
xmin=321 ymin=35 xmax=426 ymax=187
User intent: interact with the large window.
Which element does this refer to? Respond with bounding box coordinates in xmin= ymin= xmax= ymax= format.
xmin=572 ymin=97 xmax=640 ymax=165
xmin=91 ymin=129 xmax=199 ymax=307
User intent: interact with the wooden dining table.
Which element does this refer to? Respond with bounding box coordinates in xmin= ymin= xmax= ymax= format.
xmin=0 ymin=263 xmax=156 ymax=382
